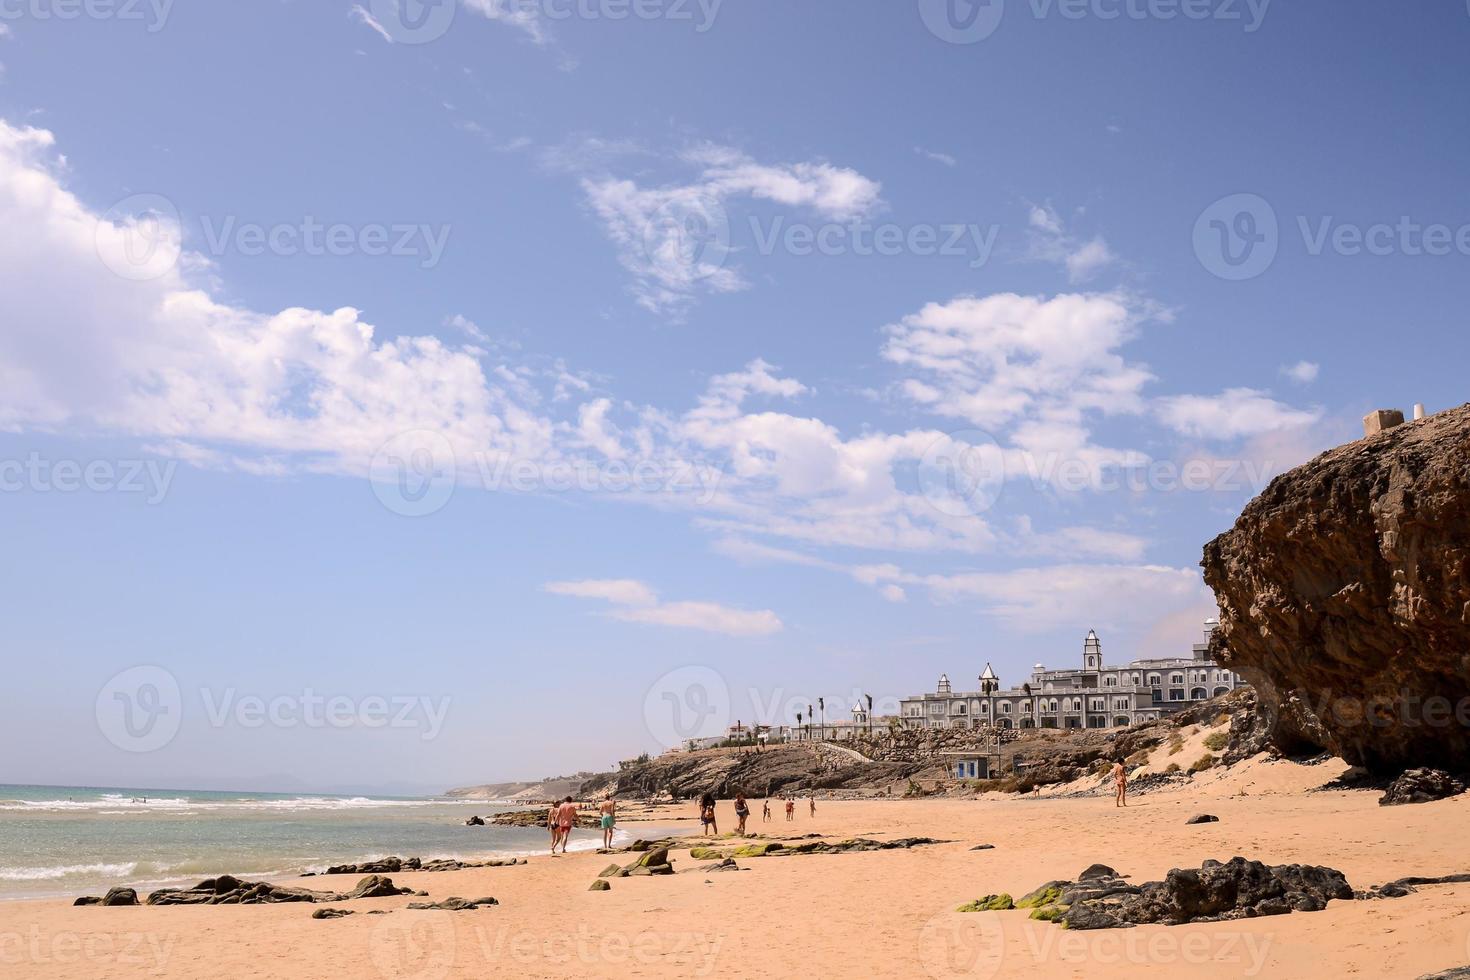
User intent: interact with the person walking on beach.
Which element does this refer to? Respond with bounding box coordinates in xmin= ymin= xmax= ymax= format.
xmin=701 ymin=800 xmax=718 ymax=836
xmin=1111 ymin=762 xmax=1128 ymax=807
xmin=547 ymin=801 xmax=562 ymax=854
xmin=784 ymin=798 xmax=795 ymax=821
xmin=808 ymin=796 xmax=816 ymax=818
xmin=734 ymin=793 xmax=750 ymax=834
xmin=556 ymin=796 xmax=577 ymax=853
xmin=762 ymin=799 xmax=771 ymax=823
xmin=599 ymin=796 xmax=618 ymax=850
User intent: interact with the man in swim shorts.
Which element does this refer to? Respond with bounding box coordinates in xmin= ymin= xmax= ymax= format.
xmin=599 ymin=796 xmax=617 ymax=850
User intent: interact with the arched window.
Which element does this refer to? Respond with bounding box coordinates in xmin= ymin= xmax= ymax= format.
xmin=1147 ymin=673 xmax=1161 ymax=686
xmin=1190 ymin=688 xmax=1207 ymax=701
xmin=1114 ymin=717 xmax=1131 ymax=728
xmin=1104 ymin=676 xmax=1117 ymax=686
xmin=1170 ymin=673 xmax=1184 ymax=685
xmin=1214 ymin=686 xmax=1230 ymax=697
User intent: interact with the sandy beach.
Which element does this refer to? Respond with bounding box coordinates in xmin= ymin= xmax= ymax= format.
xmin=4 ymin=756 xmax=1469 ymax=979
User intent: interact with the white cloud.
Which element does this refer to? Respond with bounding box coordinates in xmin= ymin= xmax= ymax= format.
xmin=543 ymin=578 xmax=658 ymax=606
xmin=1280 ymin=360 xmax=1320 ymax=385
xmin=0 ymin=115 xmax=1330 ymax=600
xmin=914 ymin=147 xmax=957 ymax=167
xmin=855 ymin=562 xmax=1209 ymax=632
xmin=1027 ymin=204 xmax=1116 ymax=283
xmin=544 ymin=578 xmax=782 ymax=636
xmin=1155 ymin=388 xmax=1323 ymax=440
xmin=462 ymin=0 xmax=552 ymax=45
xmin=577 ymin=142 xmax=881 ymax=317
xmin=348 ymin=4 xmax=394 ymax=43
xmin=445 ymin=313 xmax=488 ymax=343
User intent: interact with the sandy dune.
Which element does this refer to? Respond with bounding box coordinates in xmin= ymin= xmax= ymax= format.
xmin=4 ymin=756 xmax=1469 ymax=978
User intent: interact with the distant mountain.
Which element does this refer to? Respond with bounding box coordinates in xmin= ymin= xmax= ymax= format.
xmin=445 ymin=771 xmax=607 ymax=801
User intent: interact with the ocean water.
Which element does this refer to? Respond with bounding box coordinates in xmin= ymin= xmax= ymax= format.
xmin=0 ymin=785 xmax=618 ymax=901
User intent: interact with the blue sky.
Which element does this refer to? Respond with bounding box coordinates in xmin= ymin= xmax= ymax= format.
xmin=2 ymin=1 xmax=1468 ymax=793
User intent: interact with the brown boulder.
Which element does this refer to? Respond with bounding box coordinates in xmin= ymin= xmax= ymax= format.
xmin=1202 ymin=404 xmax=1470 ymax=775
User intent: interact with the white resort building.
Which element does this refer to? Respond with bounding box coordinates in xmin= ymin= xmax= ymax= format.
xmin=899 ymin=624 xmax=1245 ymax=731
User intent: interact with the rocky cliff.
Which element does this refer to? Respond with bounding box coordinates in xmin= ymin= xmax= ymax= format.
xmin=1202 ymin=404 xmax=1470 ymax=775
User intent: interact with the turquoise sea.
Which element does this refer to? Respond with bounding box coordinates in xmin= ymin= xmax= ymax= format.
xmin=0 ymin=784 xmax=617 ymax=901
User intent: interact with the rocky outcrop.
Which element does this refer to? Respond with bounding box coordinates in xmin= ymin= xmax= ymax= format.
xmin=405 ymin=896 xmax=498 ymax=911
xmin=139 ymin=874 xmax=413 ymax=906
xmin=1018 ymin=858 xmax=1353 ymax=930
xmin=1202 ymin=404 xmax=1470 ymax=775
xmin=1379 ymin=769 xmax=1467 ymax=806
xmin=313 ymin=856 xmax=524 ymax=876
xmin=73 ymin=887 xmax=139 ymax=907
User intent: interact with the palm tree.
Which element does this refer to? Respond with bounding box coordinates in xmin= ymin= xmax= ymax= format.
xmin=818 ymin=697 xmax=826 ymax=741
xmin=795 ymin=711 xmax=803 ymax=743
xmin=865 ymin=694 xmax=874 ymax=738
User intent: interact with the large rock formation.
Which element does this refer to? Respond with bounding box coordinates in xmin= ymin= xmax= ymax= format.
xmin=1202 ymin=404 xmax=1470 ymax=775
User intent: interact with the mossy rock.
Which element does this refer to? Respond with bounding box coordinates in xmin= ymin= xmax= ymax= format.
xmin=732 ymin=843 xmax=783 ymax=858
xmin=589 ymin=880 xmax=611 ymax=892
xmin=597 ymin=863 xmax=623 ymax=878
xmin=956 ymin=893 xmax=1014 ymax=912
xmin=634 ymin=847 xmax=670 ymax=868
xmin=1016 ymin=884 xmax=1065 ymax=909
xmin=1029 ymin=904 xmax=1069 ymax=921
xmin=689 ymin=847 xmax=730 ymax=861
